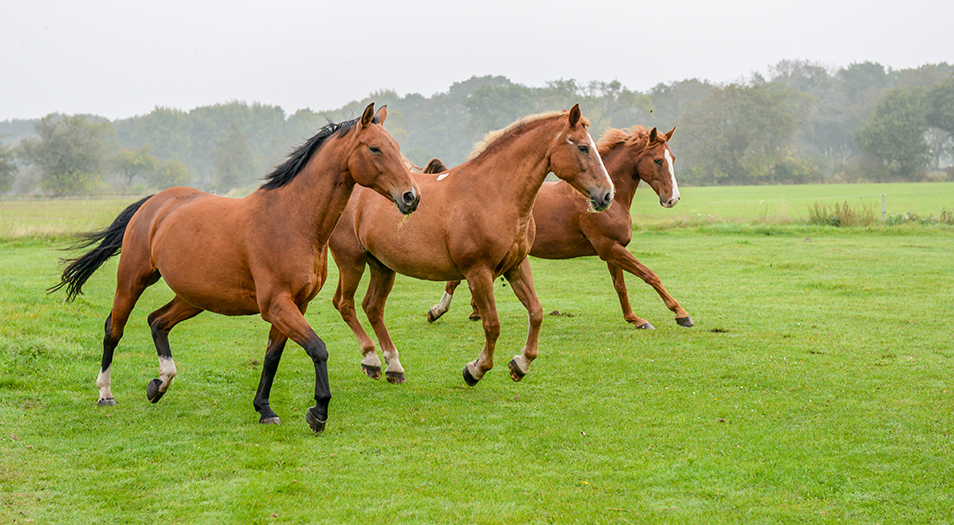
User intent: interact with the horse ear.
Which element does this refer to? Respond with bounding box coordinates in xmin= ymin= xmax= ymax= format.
xmin=375 ymin=105 xmax=388 ymax=125
xmin=665 ymin=126 xmax=676 ymax=140
xmin=568 ymin=104 xmax=582 ymax=127
xmin=360 ymin=103 xmax=376 ymax=128
xmin=424 ymin=158 xmax=448 ymax=174
xmin=649 ymin=127 xmax=658 ymax=143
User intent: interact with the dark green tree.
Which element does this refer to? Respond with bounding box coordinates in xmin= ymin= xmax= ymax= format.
xmin=112 ymin=146 xmax=157 ymax=186
xmin=211 ymin=122 xmax=254 ymax=190
xmin=17 ymin=115 xmax=112 ymax=195
xmin=679 ymin=82 xmax=814 ymax=184
xmin=926 ymin=76 xmax=954 ymax=135
xmin=0 ymin=141 xmax=16 ymax=193
xmin=855 ymin=87 xmax=929 ymax=180
xmin=150 ymin=158 xmax=192 ymax=190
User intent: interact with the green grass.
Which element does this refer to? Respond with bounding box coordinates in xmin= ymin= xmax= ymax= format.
xmin=2 ymin=187 xmax=954 ymax=523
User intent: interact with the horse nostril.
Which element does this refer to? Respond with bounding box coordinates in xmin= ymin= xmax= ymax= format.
xmin=402 ymin=191 xmax=416 ymax=207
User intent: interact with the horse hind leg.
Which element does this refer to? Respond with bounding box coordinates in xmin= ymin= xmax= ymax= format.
xmin=427 ymin=280 xmax=461 ymax=322
xmin=146 ymin=296 xmax=203 ymax=403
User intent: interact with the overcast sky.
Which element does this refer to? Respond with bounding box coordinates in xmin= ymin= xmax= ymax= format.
xmin=2 ymin=0 xmax=952 ymax=122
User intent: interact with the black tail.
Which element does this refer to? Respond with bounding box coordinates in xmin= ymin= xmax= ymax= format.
xmin=48 ymin=195 xmax=154 ymax=301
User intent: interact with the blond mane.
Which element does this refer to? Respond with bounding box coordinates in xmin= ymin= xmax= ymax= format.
xmin=596 ymin=126 xmax=653 ymax=157
xmin=468 ymin=110 xmax=591 ymax=160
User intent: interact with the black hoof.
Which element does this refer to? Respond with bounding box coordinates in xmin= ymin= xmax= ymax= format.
xmin=676 ymin=316 xmax=695 ymax=328
xmin=146 ymin=378 xmax=165 ymax=403
xmin=259 ymin=416 xmax=281 ymax=425
xmin=426 ymin=310 xmax=441 ymax=323
xmin=305 ymin=407 xmax=326 ymax=434
xmin=468 ymin=312 xmax=481 ymax=321
xmin=508 ymin=359 xmax=526 ymax=382
xmin=362 ymin=364 xmax=382 ymax=380
xmin=462 ymin=365 xmax=480 ymax=386
xmin=385 ymin=371 xmax=406 ymax=384
xmin=97 ymin=397 xmax=116 ymax=407
xmin=636 ymin=322 xmax=655 ymax=330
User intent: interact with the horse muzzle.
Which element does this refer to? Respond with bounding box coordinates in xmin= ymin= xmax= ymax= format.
xmin=590 ymin=189 xmax=614 ymax=212
xmin=395 ymin=189 xmax=421 ymax=215
xmin=660 ymin=193 xmax=680 ymax=208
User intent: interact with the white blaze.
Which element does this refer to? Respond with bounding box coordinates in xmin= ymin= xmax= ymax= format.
xmin=664 ymin=149 xmax=680 ymax=206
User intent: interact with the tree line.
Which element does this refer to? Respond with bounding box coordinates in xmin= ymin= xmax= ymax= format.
xmin=1 ymin=60 xmax=953 ymax=196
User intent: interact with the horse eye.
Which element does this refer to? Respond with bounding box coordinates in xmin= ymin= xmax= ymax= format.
xmin=369 ymin=146 xmax=382 ymax=154
xmin=654 ymin=159 xmax=663 ymax=166
xmin=577 ymin=145 xmax=588 ymax=154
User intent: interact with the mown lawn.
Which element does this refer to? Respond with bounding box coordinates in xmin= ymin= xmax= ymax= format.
xmin=1 ymin=189 xmax=953 ymax=523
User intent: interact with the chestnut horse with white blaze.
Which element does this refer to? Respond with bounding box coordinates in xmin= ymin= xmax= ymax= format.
xmin=427 ymin=125 xmax=693 ymax=329
xmin=50 ymin=104 xmax=420 ymax=433
xmin=329 ymin=104 xmax=614 ymax=385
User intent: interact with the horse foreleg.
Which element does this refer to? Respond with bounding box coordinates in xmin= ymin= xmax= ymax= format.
xmin=602 ymin=243 xmax=693 ymax=328
xmin=261 ymin=297 xmax=330 ymax=433
xmin=146 ymin=296 xmax=203 ymax=403
xmin=462 ymin=271 xmax=499 ymax=385
xmin=363 ymin=261 xmax=404 ymax=383
xmin=98 ymin=267 xmax=160 ymax=406
xmin=503 ymin=259 xmax=543 ymax=382
xmin=254 ymin=325 xmax=287 ymax=425
xmin=331 ymin=254 xmax=381 ymax=379
xmin=427 ymin=280 xmax=462 ymax=322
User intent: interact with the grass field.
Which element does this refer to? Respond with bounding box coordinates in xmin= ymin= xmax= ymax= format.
xmin=2 ymin=184 xmax=953 ymax=523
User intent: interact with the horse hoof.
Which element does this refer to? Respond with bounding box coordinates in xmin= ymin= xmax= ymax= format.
xmin=97 ymin=397 xmax=116 ymax=407
xmin=146 ymin=379 xmax=165 ymax=403
xmin=676 ymin=316 xmax=695 ymax=328
xmin=362 ymin=364 xmax=382 ymax=380
xmin=259 ymin=416 xmax=281 ymax=425
xmin=468 ymin=313 xmax=481 ymax=321
xmin=508 ymin=359 xmax=526 ymax=382
xmin=462 ymin=365 xmax=480 ymax=386
xmin=305 ymin=407 xmax=326 ymax=434
xmin=636 ymin=322 xmax=655 ymax=330
xmin=385 ymin=371 xmax=406 ymax=384
xmin=426 ymin=309 xmax=441 ymax=323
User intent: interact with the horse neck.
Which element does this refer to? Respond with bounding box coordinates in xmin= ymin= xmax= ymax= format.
xmin=601 ymin=145 xmax=641 ymax=209
xmin=467 ymin=121 xmax=557 ymax=216
xmin=256 ymin=148 xmax=355 ymax=246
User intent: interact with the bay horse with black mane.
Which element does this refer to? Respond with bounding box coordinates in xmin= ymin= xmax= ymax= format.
xmin=426 ymin=125 xmax=694 ymax=329
xmin=329 ymin=104 xmax=614 ymax=385
xmin=49 ymin=104 xmax=420 ymax=433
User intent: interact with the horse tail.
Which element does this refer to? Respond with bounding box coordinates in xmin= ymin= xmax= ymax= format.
xmin=48 ymin=195 xmax=154 ymax=301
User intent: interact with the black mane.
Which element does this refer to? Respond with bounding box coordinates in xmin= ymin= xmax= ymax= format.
xmin=260 ymin=114 xmax=377 ymax=190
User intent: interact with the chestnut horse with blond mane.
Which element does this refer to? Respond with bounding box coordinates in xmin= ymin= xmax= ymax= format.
xmin=426 ymin=125 xmax=693 ymax=329
xmin=329 ymin=104 xmax=614 ymax=385
xmin=50 ymin=104 xmax=420 ymax=433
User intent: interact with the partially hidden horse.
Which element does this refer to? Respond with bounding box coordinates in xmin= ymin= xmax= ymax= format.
xmin=329 ymin=104 xmax=614 ymax=385
xmin=49 ymin=103 xmax=420 ymax=433
xmin=426 ymin=125 xmax=694 ymax=329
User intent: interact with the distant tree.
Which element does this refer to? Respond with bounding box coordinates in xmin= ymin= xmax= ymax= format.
xmin=17 ymin=115 xmax=112 ymax=195
xmin=0 ymin=141 xmax=16 ymax=193
xmin=855 ymin=87 xmax=929 ymax=180
xmin=646 ymin=79 xmax=714 ymax=131
xmin=926 ymin=76 xmax=954 ymax=135
xmin=112 ymin=146 xmax=157 ymax=186
xmin=679 ymin=82 xmax=814 ymax=184
xmin=211 ymin=121 xmax=254 ymax=190
xmin=150 ymin=158 xmax=192 ymax=190
xmin=463 ymin=78 xmax=537 ymax=134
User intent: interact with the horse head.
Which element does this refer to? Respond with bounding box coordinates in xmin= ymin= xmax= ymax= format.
xmin=636 ymin=126 xmax=680 ymax=208
xmin=548 ymin=104 xmax=615 ymax=212
xmin=346 ymin=103 xmax=421 ymax=214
